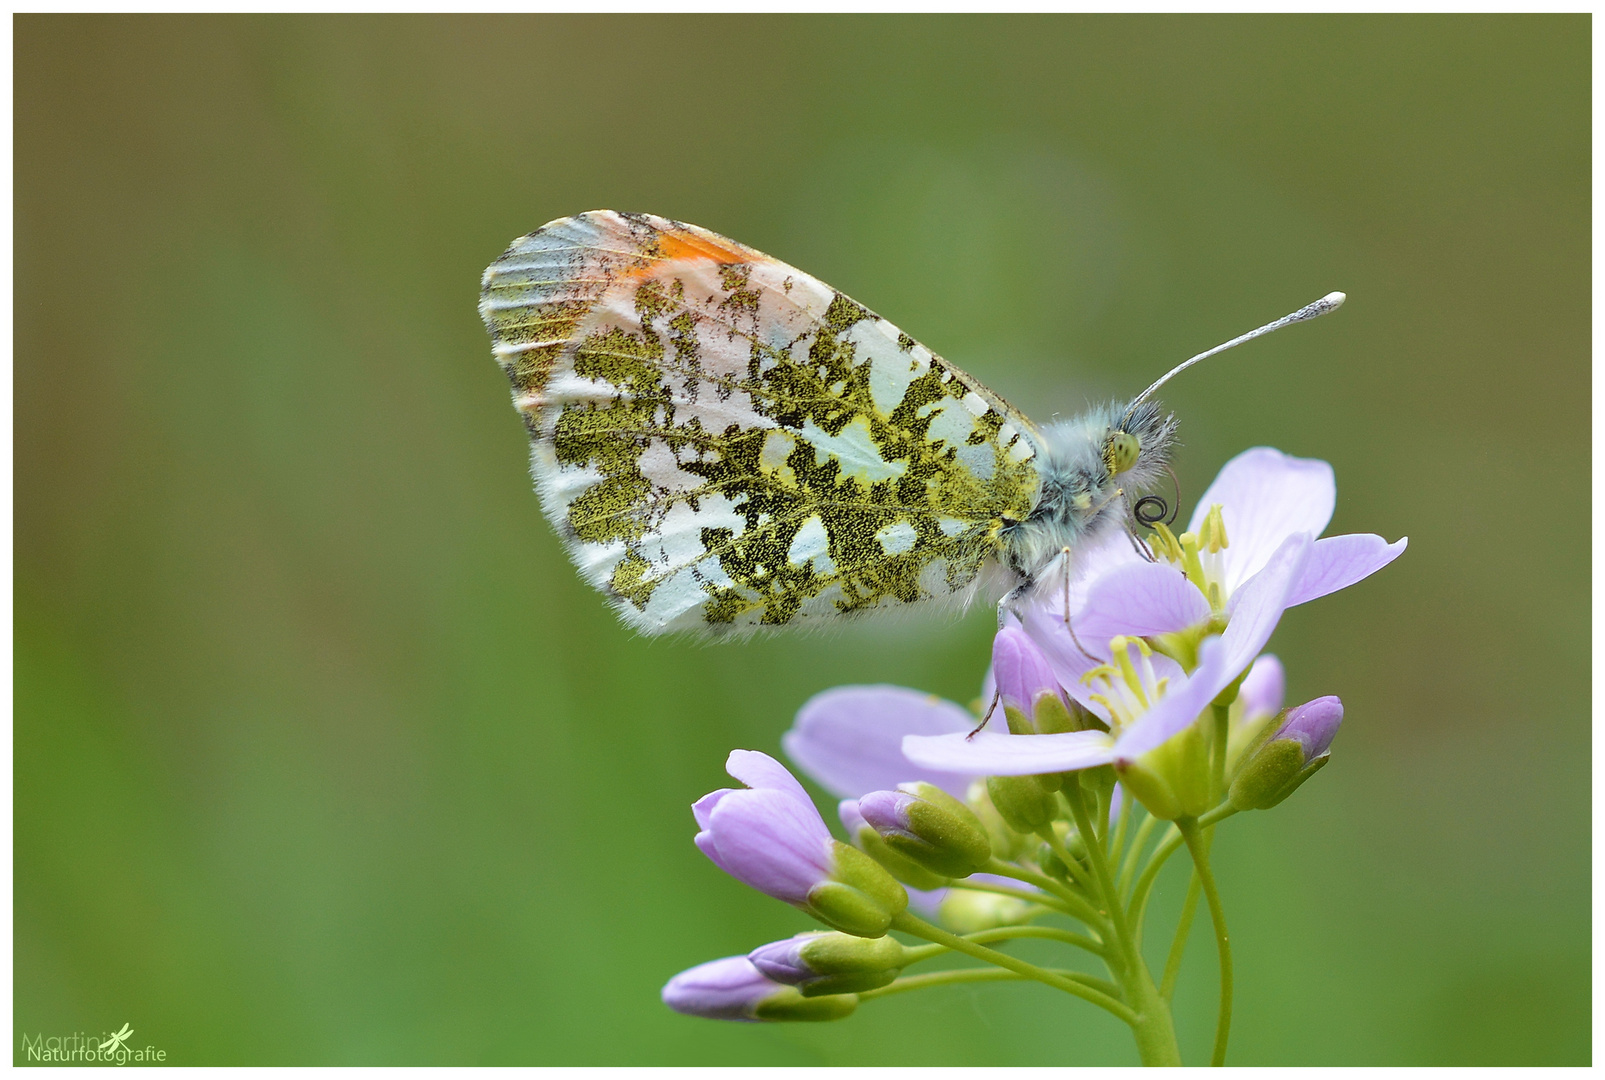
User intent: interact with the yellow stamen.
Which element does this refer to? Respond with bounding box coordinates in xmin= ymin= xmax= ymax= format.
xmin=1199 ymin=504 xmax=1230 ymax=554
xmin=1081 ymin=664 xmax=1119 ymax=687
xmin=1178 ymin=532 xmax=1208 ymax=591
xmin=1112 ymin=639 xmax=1150 ymax=708
xmin=1148 ymin=521 xmax=1184 ymax=564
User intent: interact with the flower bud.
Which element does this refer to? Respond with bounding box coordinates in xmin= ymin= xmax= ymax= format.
xmin=808 ymin=841 xmax=909 ymax=937
xmin=749 ymin=931 xmax=908 ymax=996
xmin=939 ymin=885 xmax=1036 ymax=934
xmin=1229 ymin=697 xmax=1343 ymax=811
xmin=985 ymin=774 xmax=1058 ymax=833
xmin=965 ymin=781 xmax=1030 ymax=861
xmin=695 ymin=751 xmax=906 ymax=936
xmin=993 ymin=626 xmax=1082 ymax=736
xmin=840 ymin=800 xmax=948 ymax=891
xmin=662 ymin=956 xmax=858 ymax=1022
xmin=858 ymin=782 xmax=992 ymax=879
xmin=1115 ymin=718 xmax=1211 ymax=821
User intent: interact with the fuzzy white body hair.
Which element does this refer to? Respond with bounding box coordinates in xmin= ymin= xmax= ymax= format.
xmin=999 ymin=400 xmax=1178 ymax=589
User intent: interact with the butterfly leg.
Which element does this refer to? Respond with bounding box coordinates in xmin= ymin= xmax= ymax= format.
xmin=1055 ymin=546 xmax=1100 ymax=664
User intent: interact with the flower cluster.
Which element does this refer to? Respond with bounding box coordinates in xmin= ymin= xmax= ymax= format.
xmin=661 ymin=449 xmax=1404 ymax=1064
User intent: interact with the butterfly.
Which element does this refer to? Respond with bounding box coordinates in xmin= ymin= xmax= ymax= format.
xmin=479 ymin=211 xmax=1341 ymax=636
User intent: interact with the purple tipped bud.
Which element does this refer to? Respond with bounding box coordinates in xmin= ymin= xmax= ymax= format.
xmin=1229 ymin=696 xmax=1344 ymax=812
xmin=840 ymin=799 xmax=947 ymax=891
xmin=749 ymin=931 xmax=906 ymax=996
xmin=662 ymin=956 xmax=857 ymax=1022
xmin=992 ymin=626 xmax=1066 ymax=732
xmin=858 ymin=782 xmax=992 ymax=879
xmin=1275 ymin=696 xmax=1343 ymax=760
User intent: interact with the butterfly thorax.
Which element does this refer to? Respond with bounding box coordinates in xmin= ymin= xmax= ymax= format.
xmin=1001 ymin=400 xmax=1178 ymax=585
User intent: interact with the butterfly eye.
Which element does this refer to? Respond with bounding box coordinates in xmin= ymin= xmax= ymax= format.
xmin=1105 ymin=432 xmax=1141 ymax=475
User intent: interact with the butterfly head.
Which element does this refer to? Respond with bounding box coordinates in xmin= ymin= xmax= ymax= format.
xmin=1009 ymin=400 xmax=1178 ymax=580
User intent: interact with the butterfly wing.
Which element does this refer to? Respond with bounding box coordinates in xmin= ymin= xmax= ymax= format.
xmin=480 ymin=211 xmax=1044 ymax=634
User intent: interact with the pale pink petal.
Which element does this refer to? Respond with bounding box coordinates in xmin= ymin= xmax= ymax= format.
xmin=1071 ymin=561 xmax=1212 ymax=647
xmin=726 ymin=748 xmax=813 ymax=805
xmin=902 ymin=729 xmax=1116 ymax=776
xmin=784 ymin=686 xmax=978 ymax=800
xmin=1189 ymin=448 xmax=1335 ymax=593
xmin=706 ymin=788 xmax=834 ymax=904
xmin=1220 ymin=532 xmax=1312 ymax=677
xmin=692 ymin=788 xmax=733 ymax=832
xmin=1287 ymin=534 xmax=1408 ymax=607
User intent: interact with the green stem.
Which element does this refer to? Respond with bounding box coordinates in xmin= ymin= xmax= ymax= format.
xmin=1110 ymin=786 xmax=1133 ymax=861
xmin=1210 ymin=701 xmax=1230 ymax=799
xmin=899 ymin=924 xmax=1105 ymax=962
xmin=1064 ymin=781 xmax=1182 ymax=1067
xmin=1159 ymin=871 xmax=1202 ymax=1000
xmin=1063 ymin=785 xmax=1137 ymax=973
xmin=1128 ymin=804 xmax=1237 ymax=942
xmin=1178 ymin=817 xmax=1233 ymax=1066
xmin=1118 ymin=811 xmax=1160 ymax=899
xmin=1036 ymin=825 xmax=1095 ymax=895
xmin=858 ymin=967 xmax=1118 ymax=1001
xmin=981 ymin=859 xmax=1111 ymax=933
xmin=890 ymin=912 xmax=1136 ymax=1023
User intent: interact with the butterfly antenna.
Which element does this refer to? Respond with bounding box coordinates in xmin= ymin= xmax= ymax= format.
xmin=1127 ymin=291 xmax=1346 ymax=414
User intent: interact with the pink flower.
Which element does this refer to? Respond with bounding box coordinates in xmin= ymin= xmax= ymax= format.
xmin=1024 ymin=447 xmax=1406 ymax=682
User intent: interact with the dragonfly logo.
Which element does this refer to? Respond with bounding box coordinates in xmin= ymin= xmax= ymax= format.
xmin=20 ymin=1024 xmax=166 ymax=1063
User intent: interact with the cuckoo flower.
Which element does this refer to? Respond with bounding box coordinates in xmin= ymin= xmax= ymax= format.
xmin=786 ymin=687 xmax=1040 ymax=910
xmin=902 ymin=532 xmax=1311 ymax=817
xmin=1024 ymin=447 xmax=1406 ymax=680
xmin=693 ymin=750 xmax=907 ymax=936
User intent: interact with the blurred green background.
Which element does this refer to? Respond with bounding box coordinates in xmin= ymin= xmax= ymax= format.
xmin=15 ymin=14 xmax=1588 ymax=1065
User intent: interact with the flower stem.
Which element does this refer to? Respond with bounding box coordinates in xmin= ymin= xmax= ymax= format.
xmin=981 ymin=860 xmax=1111 ymax=933
xmin=858 ymin=967 xmax=1116 ymax=1000
xmin=1064 ymin=781 xmax=1181 ymax=1067
xmin=1128 ymin=804 xmax=1236 ymax=942
xmin=1110 ymin=786 xmax=1133 ymax=860
xmin=1159 ymin=871 xmax=1202 ymax=1001
xmin=1037 ymin=825 xmax=1096 ymax=894
xmin=1210 ymin=701 xmax=1231 ymax=798
xmin=1118 ymin=810 xmax=1160 ymax=899
xmin=1178 ymin=816 xmax=1233 ymax=1066
xmin=890 ymin=911 xmax=1136 ymax=1024
xmin=899 ymin=924 xmax=1106 ymax=962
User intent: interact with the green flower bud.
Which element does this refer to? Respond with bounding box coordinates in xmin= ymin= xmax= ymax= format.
xmin=844 ymin=809 xmax=949 ymax=891
xmin=806 ymin=840 xmax=908 ymax=937
xmin=986 ymin=774 xmax=1059 ymax=833
xmin=1229 ymin=697 xmax=1342 ymax=811
xmin=859 ymin=783 xmax=992 ymax=879
xmin=966 ymin=781 xmax=1030 ymax=861
xmin=939 ymin=888 xmax=1036 ymax=934
xmin=750 ymin=931 xmax=908 ymax=996
xmin=751 ymin=987 xmax=860 ymax=1022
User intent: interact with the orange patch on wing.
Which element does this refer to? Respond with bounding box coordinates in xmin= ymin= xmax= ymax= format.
xmin=629 ymin=228 xmax=756 ymax=278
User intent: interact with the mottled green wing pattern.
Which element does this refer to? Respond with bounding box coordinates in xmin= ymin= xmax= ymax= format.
xmin=479 ymin=210 xmax=1045 ymax=635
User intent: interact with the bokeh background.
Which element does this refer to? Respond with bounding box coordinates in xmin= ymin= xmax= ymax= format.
xmin=15 ymin=14 xmax=1589 ymax=1065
